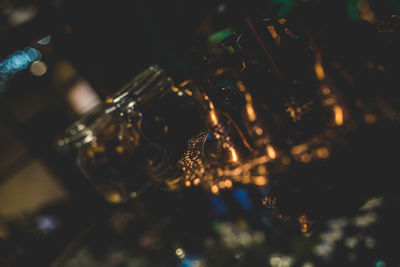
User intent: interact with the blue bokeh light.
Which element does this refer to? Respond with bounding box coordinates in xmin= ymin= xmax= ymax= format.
xmin=233 ymin=188 xmax=253 ymax=211
xmin=209 ymin=195 xmax=228 ymax=216
xmin=0 ymin=47 xmax=41 ymax=91
xmin=180 ymin=257 xmax=201 ymax=267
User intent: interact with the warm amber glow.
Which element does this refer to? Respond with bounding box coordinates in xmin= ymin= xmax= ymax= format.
xmin=184 ymin=89 xmax=193 ymax=96
xmin=298 ymin=214 xmax=312 ymax=233
xmin=364 ymin=113 xmax=377 ymax=124
xmin=242 ymin=177 xmax=251 ymax=184
xmin=218 ymin=180 xmax=226 ymax=189
xmin=300 ymin=153 xmax=312 ymax=163
xmin=208 ymin=101 xmax=215 ymax=110
xmin=267 ymin=145 xmax=277 ymax=159
xmin=324 ymin=98 xmax=336 ymax=106
xmin=211 ymin=184 xmax=219 ymax=194
xmin=193 ymin=178 xmax=200 ymax=186
xmin=171 ymin=85 xmax=179 ymax=92
xmin=228 ymin=147 xmax=239 ymax=162
xmin=255 ymin=127 xmax=263 ymax=135
xmin=115 ymin=146 xmax=124 ymax=154
xmin=291 ymin=144 xmax=308 ymax=155
xmin=301 ymin=224 xmax=309 ymax=233
xmin=185 ymin=180 xmax=191 ymax=187
xmin=257 ymin=165 xmax=267 ymax=175
xmin=333 ymin=105 xmax=344 ymax=126
xmin=315 ymin=63 xmax=325 ymax=80
xmin=278 ymin=18 xmax=287 ymax=24
xmin=321 ymin=86 xmax=331 ymax=95
xmin=179 ymin=80 xmax=191 ymax=87
xmin=224 ymin=179 xmax=233 ymax=188
xmin=253 ymin=176 xmax=268 ymax=186
xmin=358 ymin=0 xmax=376 ymax=22
xmin=245 ymin=93 xmax=252 ymax=102
xmin=108 ymin=193 xmax=121 ymax=203
xmin=267 ymin=25 xmax=280 ymax=45
xmin=315 ymin=147 xmax=329 ymax=159
xmin=214 ymin=68 xmax=225 ymax=76
xmin=246 ymin=103 xmax=257 ymax=122
xmin=209 ymin=110 xmax=219 ymax=126
xmin=236 ymin=81 xmax=247 ymax=93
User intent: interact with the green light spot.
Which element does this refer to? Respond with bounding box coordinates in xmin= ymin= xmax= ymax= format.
xmin=272 ymin=0 xmax=296 ymax=18
xmin=212 ymin=220 xmax=222 ymax=231
xmin=208 ymin=28 xmax=234 ymax=45
xmin=347 ymin=0 xmax=361 ymax=21
xmin=374 ymin=260 xmax=386 ymax=267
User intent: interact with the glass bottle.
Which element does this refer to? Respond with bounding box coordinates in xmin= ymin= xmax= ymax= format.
xmin=57 ymin=65 xmax=201 ymax=203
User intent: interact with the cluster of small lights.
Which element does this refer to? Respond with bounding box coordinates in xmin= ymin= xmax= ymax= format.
xmin=178 ymin=81 xmax=276 ymax=193
xmin=178 ymin=132 xmax=274 ymax=193
xmin=175 ymin=248 xmax=206 ymax=267
xmin=216 ymin=221 xmax=265 ymax=249
xmin=285 ymin=99 xmax=314 ymax=122
xmin=314 ymin=196 xmax=383 ymax=260
xmin=269 ymin=253 xmax=294 ymax=267
xmin=298 ymin=214 xmax=314 ymax=234
xmin=262 ymin=195 xmax=277 ymax=208
xmin=290 ymin=141 xmax=330 ymax=164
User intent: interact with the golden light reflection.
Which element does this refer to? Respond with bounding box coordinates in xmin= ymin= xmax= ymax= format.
xmin=255 ymin=127 xmax=263 ymax=135
xmin=236 ymin=81 xmax=247 ymax=93
xmin=193 ymin=178 xmax=201 ymax=186
xmin=179 ymin=132 xmax=274 ymax=193
xmin=246 ymin=103 xmax=257 ymax=122
xmin=300 ymin=153 xmax=312 ymax=163
xmin=211 ymin=184 xmax=219 ymax=194
xmin=242 ymin=177 xmax=251 ymax=184
xmin=209 ymin=110 xmax=219 ymax=126
xmin=171 ymin=85 xmax=179 ymax=93
xmin=291 ymin=144 xmax=308 ymax=155
xmin=298 ymin=214 xmax=313 ymax=234
xmin=314 ymin=147 xmax=329 ymax=159
xmin=179 ymin=80 xmax=191 ymax=87
xmin=229 ymin=147 xmax=239 ymax=162
xmin=184 ymin=89 xmax=193 ymax=96
xmin=267 ymin=25 xmax=280 ymax=45
xmin=266 ymin=145 xmax=277 ymax=159
xmin=333 ymin=105 xmax=344 ymax=126
xmin=321 ymin=86 xmax=331 ymax=95
xmin=253 ymin=176 xmax=268 ymax=186
xmin=324 ymin=98 xmax=336 ymax=106
xmin=358 ymin=0 xmax=376 ymax=22
xmin=108 ymin=192 xmax=122 ymax=203
xmin=245 ymin=93 xmax=252 ymax=102
xmin=185 ymin=180 xmax=191 ymax=187
xmin=257 ymin=165 xmax=267 ymax=175
xmin=115 ymin=145 xmax=124 ymax=154
xmin=224 ymin=179 xmax=233 ymax=188
xmin=315 ymin=63 xmax=325 ymax=80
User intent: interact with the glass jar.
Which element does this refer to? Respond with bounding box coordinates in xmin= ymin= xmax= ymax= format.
xmin=58 ymin=65 xmax=186 ymax=203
